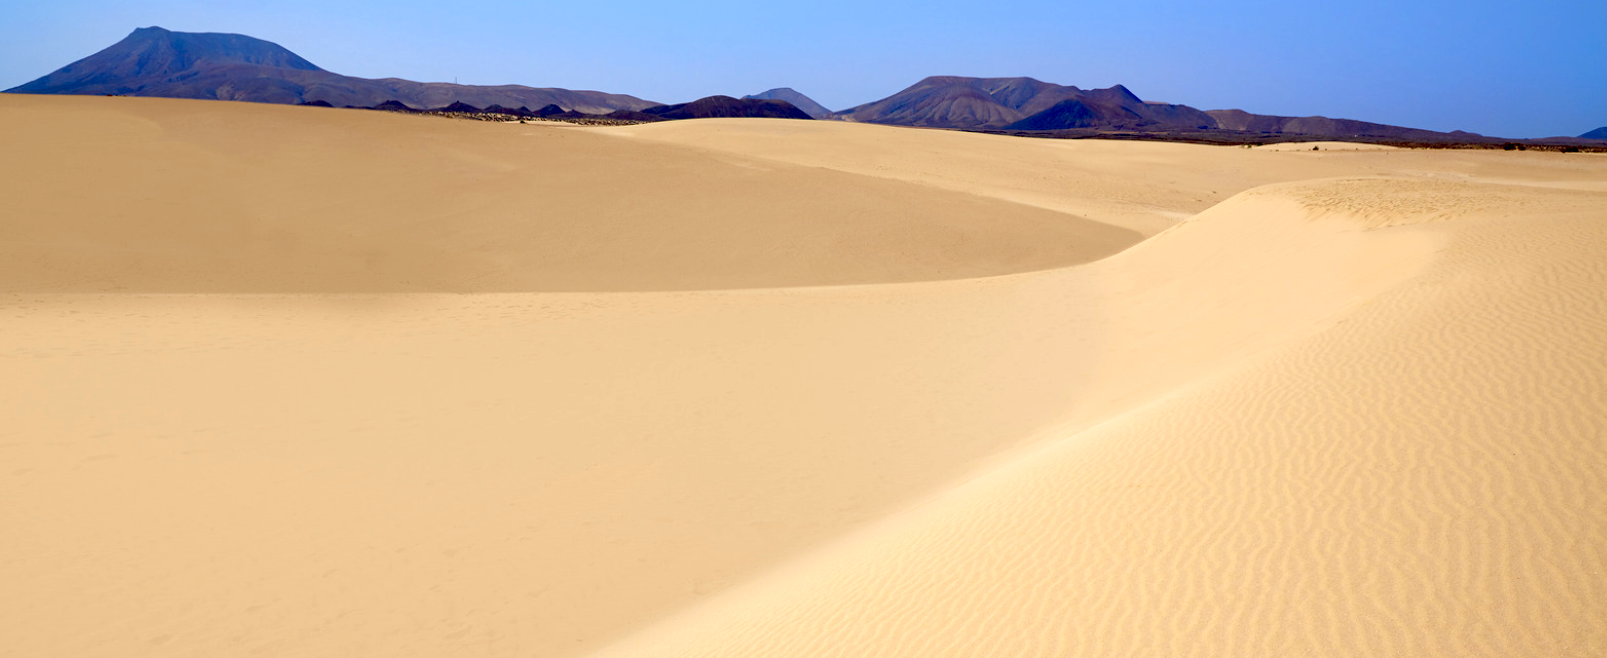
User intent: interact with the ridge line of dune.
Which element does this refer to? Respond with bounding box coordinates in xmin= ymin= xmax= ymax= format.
xmin=580 ymin=175 xmax=1607 ymax=658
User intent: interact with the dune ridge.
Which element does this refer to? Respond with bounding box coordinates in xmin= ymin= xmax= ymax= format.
xmin=607 ymin=118 xmax=1607 ymax=235
xmin=3 ymin=96 xmax=1605 ymax=658
xmin=589 ymin=179 xmax=1607 ymax=658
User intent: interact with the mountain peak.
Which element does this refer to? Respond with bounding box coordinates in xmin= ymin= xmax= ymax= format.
xmin=839 ymin=75 xmax=1171 ymax=129
xmin=3 ymin=27 xmax=656 ymax=113
xmin=1107 ymin=84 xmax=1141 ymax=103
xmin=5 ymin=26 xmax=323 ymax=96
xmin=743 ymin=87 xmax=831 ymax=118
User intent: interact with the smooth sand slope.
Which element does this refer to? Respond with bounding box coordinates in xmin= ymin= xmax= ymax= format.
xmin=592 ymin=179 xmax=1607 ymax=658
xmin=0 ymin=95 xmax=1137 ymax=292
xmin=3 ymin=95 xmax=1605 ymax=658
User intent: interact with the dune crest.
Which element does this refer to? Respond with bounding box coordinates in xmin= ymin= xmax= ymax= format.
xmin=589 ymin=178 xmax=1607 ymax=658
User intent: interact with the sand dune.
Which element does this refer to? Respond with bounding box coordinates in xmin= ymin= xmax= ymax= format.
xmin=590 ymin=179 xmax=1607 ymax=658
xmin=606 ymin=119 xmax=1607 ymax=233
xmin=0 ymin=95 xmax=1136 ymax=292
xmin=3 ymin=96 xmax=1605 ymax=658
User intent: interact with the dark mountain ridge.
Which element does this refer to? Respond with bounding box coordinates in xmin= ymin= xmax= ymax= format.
xmin=1204 ymin=108 xmax=1468 ymax=140
xmin=830 ymin=76 xmax=1189 ymax=130
xmin=833 ymin=76 xmax=1220 ymax=133
xmin=834 ymin=75 xmax=1533 ymax=143
xmin=323 ymin=95 xmax=813 ymax=125
xmin=5 ymin=26 xmax=655 ymax=114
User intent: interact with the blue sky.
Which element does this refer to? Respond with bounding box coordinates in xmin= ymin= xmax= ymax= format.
xmin=2 ymin=0 xmax=1602 ymax=137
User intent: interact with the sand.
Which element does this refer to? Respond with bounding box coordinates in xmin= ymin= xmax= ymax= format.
xmin=3 ymin=95 xmax=1604 ymax=658
xmin=0 ymin=96 xmax=1136 ymax=292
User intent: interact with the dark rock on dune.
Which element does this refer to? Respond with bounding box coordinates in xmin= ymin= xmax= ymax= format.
xmin=606 ymin=109 xmax=667 ymax=122
xmin=370 ymin=100 xmax=416 ymax=112
xmin=742 ymin=88 xmax=832 ymax=119
xmin=5 ymin=26 xmax=656 ymax=113
xmin=297 ymin=99 xmax=333 ymax=107
xmin=480 ymin=104 xmax=523 ymax=116
xmin=1581 ymin=127 xmax=1607 ymax=140
xmin=642 ymin=95 xmax=813 ymax=120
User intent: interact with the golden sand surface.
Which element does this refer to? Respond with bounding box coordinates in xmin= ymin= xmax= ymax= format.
xmin=3 ymin=95 xmax=1604 ymax=657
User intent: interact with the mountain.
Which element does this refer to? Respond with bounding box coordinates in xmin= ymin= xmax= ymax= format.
xmin=742 ymin=88 xmax=831 ymax=119
xmin=833 ymin=76 xmax=1040 ymax=128
xmin=642 ymin=95 xmax=812 ymax=120
xmin=832 ymin=76 xmax=1212 ymax=130
xmin=4 ymin=26 xmax=655 ymax=113
xmin=835 ymin=75 xmax=1480 ymax=141
xmin=1205 ymin=109 xmax=1465 ymax=140
xmin=1581 ymin=127 xmax=1607 ymax=140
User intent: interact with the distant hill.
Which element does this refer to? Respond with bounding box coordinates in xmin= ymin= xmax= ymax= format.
xmin=743 ymin=88 xmax=831 ymax=119
xmin=1205 ymin=109 xmax=1468 ymax=140
xmin=834 ymin=75 xmax=1486 ymax=141
xmin=325 ymin=95 xmax=813 ymax=125
xmin=642 ymin=96 xmax=812 ymax=120
xmin=832 ymin=76 xmax=1213 ymax=131
xmin=4 ymin=26 xmax=655 ymax=113
xmin=1581 ymin=127 xmax=1607 ymax=140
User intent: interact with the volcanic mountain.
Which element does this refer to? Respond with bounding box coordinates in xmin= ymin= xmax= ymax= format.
xmin=5 ymin=26 xmax=655 ymax=113
xmin=642 ymin=95 xmax=812 ymax=121
xmin=835 ymin=75 xmax=1475 ymax=141
xmin=1204 ymin=109 xmax=1469 ymax=141
xmin=1581 ymin=127 xmax=1607 ymax=140
xmin=742 ymin=88 xmax=831 ymax=119
xmin=831 ymin=76 xmax=1214 ymax=131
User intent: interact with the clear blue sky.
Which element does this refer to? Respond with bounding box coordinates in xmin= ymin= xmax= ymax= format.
xmin=3 ymin=0 xmax=1602 ymax=137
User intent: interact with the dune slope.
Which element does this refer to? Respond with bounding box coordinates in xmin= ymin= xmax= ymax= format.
xmin=0 ymin=95 xmax=1135 ymax=292
xmin=590 ymin=178 xmax=1607 ymax=658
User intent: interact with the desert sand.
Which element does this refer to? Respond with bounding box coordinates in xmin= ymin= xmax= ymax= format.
xmin=2 ymin=95 xmax=1604 ymax=658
